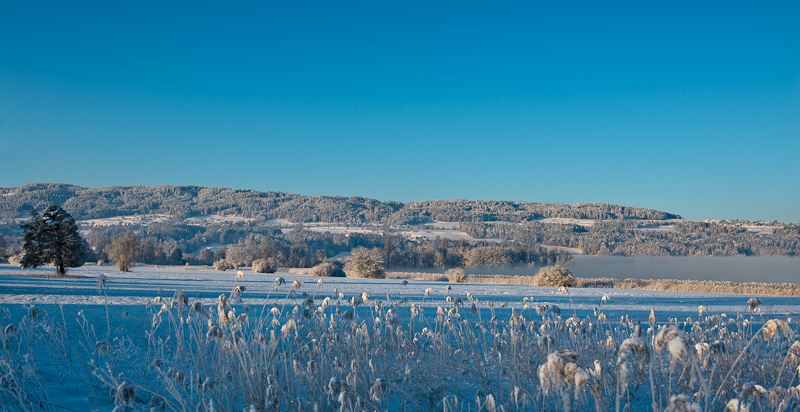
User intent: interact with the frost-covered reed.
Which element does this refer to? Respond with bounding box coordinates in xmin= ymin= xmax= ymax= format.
xmin=2 ymin=286 xmax=800 ymax=412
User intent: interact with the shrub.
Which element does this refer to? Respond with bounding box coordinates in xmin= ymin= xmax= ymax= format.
xmin=251 ymin=258 xmax=276 ymax=274
xmin=445 ymin=268 xmax=467 ymax=283
xmin=214 ymin=259 xmax=232 ymax=271
xmin=533 ymin=265 xmax=576 ymax=287
xmin=345 ymin=247 xmax=385 ymax=279
xmin=308 ymin=261 xmax=346 ymax=277
xmin=8 ymin=253 xmax=23 ymax=266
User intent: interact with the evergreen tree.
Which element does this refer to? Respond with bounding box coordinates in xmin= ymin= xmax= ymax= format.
xmin=19 ymin=209 xmax=46 ymax=269
xmin=19 ymin=205 xmax=85 ymax=275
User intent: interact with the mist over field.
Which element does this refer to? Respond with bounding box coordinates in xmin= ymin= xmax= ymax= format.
xmin=454 ymin=256 xmax=800 ymax=283
xmin=569 ymin=255 xmax=800 ymax=283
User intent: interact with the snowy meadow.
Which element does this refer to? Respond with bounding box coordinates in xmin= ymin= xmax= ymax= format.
xmin=1 ymin=264 xmax=800 ymax=411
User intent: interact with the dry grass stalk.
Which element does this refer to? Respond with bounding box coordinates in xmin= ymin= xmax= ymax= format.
xmin=387 ymin=271 xmax=800 ymax=296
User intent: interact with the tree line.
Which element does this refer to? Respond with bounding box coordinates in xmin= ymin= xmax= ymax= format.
xmin=5 ymin=205 xmax=574 ymax=274
xmin=461 ymin=220 xmax=800 ymax=256
xmin=0 ymin=183 xmax=680 ymax=224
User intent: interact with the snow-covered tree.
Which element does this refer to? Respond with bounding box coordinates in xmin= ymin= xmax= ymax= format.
xmin=108 ymin=233 xmax=139 ymax=272
xmin=19 ymin=205 xmax=85 ymax=275
xmin=345 ymin=247 xmax=385 ymax=279
xmin=19 ymin=208 xmax=46 ymax=269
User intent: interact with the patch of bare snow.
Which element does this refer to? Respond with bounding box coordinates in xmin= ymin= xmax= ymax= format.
xmin=637 ymin=225 xmax=676 ymax=232
xmin=541 ymin=244 xmax=584 ymax=254
xmin=537 ymin=217 xmax=601 ymax=226
xmin=741 ymin=225 xmax=776 ymax=234
xmin=79 ymin=214 xmax=173 ymax=227
xmin=262 ymin=218 xmax=293 ymax=226
xmin=183 ymin=214 xmax=256 ymax=225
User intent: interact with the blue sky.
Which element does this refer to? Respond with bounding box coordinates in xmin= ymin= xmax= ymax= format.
xmin=1 ymin=2 xmax=798 ymax=222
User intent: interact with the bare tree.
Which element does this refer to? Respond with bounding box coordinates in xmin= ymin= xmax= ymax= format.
xmin=108 ymin=233 xmax=140 ymax=272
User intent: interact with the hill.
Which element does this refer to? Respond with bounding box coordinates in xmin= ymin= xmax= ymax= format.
xmin=0 ymin=183 xmax=679 ymax=223
xmin=1 ymin=183 xmax=797 ymax=261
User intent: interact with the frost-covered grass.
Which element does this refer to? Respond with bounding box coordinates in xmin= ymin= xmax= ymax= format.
xmin=2 ymin=266 xmax=800 ymax=411
xmin=387 ymin=271 xmax=800 ymax=297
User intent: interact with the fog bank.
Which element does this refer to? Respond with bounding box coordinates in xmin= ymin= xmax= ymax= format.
xmin=448 ymin=256 xmax=799 ymax=284
xmin=569 ymin=255 xmax=799 ymax=283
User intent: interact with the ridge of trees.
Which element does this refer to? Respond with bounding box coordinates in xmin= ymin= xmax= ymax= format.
xmin=0 ymin=183 xmax=679 ymax=223
xmin=461 ymin=220 xmax=800 ymax=256
xmin=0 ymin=184 xmax=797 ymax=262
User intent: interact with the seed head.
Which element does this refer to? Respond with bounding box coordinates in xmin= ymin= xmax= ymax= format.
xmin=665 ymin=394 xmax=702 ymax=412
xmin=114 ymin=382 xmax=135 ymax=406
xmin=484 ymin=394 xmax=496 ymax=412
xmin=281 ymin=319 xmax=297 ymax=335
xmin=763 ymin=319 xmax=791 ymax=340
xmin=747 ymin=297 xmax=762 ymax=311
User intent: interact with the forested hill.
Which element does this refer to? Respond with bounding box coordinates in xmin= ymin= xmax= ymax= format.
xmin=0 ymin=183 xmax=680 ymax=224
xmin=1 ymin=184 xmax=798 ymax=258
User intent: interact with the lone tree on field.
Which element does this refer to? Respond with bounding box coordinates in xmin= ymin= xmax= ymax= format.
xmin=108 ymin=233 xmax=140 ymax=272
xmin=532 ymin=265 xmax=576 ymax=287
xmin=19 ymin=205 xmax=86 ymax=275
xmin=345 ymin=247 xmax=385 ymax=279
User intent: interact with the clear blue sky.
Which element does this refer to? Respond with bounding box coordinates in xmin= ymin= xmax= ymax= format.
xmin=1 ymin=1 xmax=798 ymax=222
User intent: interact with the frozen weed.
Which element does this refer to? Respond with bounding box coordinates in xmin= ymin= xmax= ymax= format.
xmin=3 ymin=280 xmax=800 ymax=412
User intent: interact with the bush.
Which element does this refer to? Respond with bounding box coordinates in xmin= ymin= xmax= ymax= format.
xmin=345 ymin=247 xmax=385 ymax=279
xmin=251 ymin=258 xmax=276 ymax=274
xmin=8 ymin=253 xmax=23 ymax=266
xmin=445 ymin=268 xmax=467 ymax=283
xmin=308 ymin=261 xmax=346 ymax=277
xmin=214 ymin=259 xmax=232 ymax=271
xmin=533 ymin=265 xmax=576 ymax=287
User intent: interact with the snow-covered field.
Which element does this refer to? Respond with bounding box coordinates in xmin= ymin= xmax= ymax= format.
xmin=1 ymin=264 xmax=799 ymax=411
xmin=2 ymin=264 xmax=794 ymax=317
xmin=79 ymin=214 xmax=174 ymax=227
xmin=266 ymin=220 xmax=490 ymax=242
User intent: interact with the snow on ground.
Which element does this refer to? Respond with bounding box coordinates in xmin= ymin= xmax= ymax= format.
xmin=536 ymin=217 xmax=601 ymax=226
xmin=72 ymin=212 xmax=778 ymax=239
xmin=272 ymin=220 xmax=497 ymax=243
xmin=541 ymin=244 xmax=585 ymax=254
xmin=637 ymin=225 xmax=676 ymax=232
xmin=1 ymin=264 xmax=795 ymax=321
xmin=424 ymin=221 xmax=461 ymax=230
xmin=305 ymin=224 xmax=382 ymax=236
xmin=261 ymin=218 xmax=293 ymax=226
xmin=741 ymin=225 xmax=776 ymax=234
xmin=1 ymin=263 xmax=798 ymax=411
xmin=396 ymin=227 xmax=482 ymax=242
xmin=183 ymin=214 xmax=257 ymax=225
xmin=79 ymin=214 xmax=173 ymax=227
